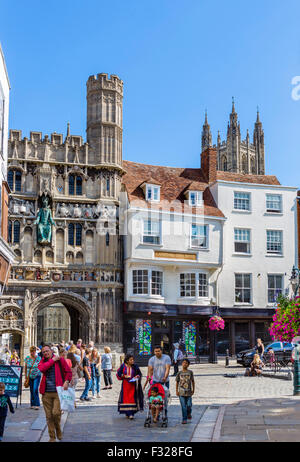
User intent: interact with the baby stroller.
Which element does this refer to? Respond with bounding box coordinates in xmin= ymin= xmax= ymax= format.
xmin=144 ymin=382 xmax=170 ymax=428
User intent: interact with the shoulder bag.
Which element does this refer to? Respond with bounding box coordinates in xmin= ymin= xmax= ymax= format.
xmin=24 ymin=357 xmax=37 ymax=388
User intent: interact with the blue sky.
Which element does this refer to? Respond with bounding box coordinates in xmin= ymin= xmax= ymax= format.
xmin=1 ymin=0 xmax=300 ymax=187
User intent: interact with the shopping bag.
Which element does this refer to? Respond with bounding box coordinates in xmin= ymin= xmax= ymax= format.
xmin=56 ymin=386 xmax=76 ymax=413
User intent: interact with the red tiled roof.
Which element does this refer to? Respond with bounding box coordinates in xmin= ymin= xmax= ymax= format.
xmin=122 ymin=160 xmax=224 ymax=217
xmin=122 ymin=161 xmax=281 ymax=216
xmin=216 ymin=171 xmax=281 ymax=185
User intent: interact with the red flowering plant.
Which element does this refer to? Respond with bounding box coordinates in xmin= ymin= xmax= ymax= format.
xmin=208 ymin=316 xmax=225 ymax=331
xmin=269 ymin=294 xmax=300 ymax=342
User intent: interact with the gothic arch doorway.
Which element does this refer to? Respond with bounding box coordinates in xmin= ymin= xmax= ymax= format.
xmin=0 ymin=304 xmax=25 ymax=362
xmin=29 ymin=292 xmax=93 ymax=348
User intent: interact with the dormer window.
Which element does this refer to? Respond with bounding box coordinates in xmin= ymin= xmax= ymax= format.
xmin=189 ymin=191 xmax=203 ymax=206
xmin=146 ymin=185 xmax=160 ymax=202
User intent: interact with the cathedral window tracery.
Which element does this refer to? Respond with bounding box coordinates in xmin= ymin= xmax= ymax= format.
xmin=8 ymin=220 xmax=20 ymax=243
xmin=8 ymin=169 xmax=22 ymax=192
xmin=69 ymin=174 xmax=82 ymax=195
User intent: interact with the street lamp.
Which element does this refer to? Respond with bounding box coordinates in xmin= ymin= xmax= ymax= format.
xmin=209 ymin=303 xmax=218 ymax=364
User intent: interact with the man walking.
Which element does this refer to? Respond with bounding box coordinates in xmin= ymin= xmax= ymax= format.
xmin=38 ymin=344 xmax=72 ymax=442
xmin=144 ymin=345 xmax=171 ymax=389
xmin=172 ymin=343 xmax=183 ymax=376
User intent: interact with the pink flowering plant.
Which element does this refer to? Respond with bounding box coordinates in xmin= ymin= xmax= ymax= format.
xmin=269 ymin=294 xmax=300 ymax=342
xmin=208 ymin=316 xmax=225 ymax=331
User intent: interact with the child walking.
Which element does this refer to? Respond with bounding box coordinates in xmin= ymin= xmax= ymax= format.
xmin=176 ymin=358 xmax=195 ymax=424
xmin=0 ymin=382 xmax=15 ymax=441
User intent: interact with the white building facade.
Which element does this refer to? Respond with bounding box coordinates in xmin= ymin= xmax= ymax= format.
xmin=122 ymin=149 xmax=226 ymax=364
xmin=210 ymin=178 xmax=298 ymax=355
xmin=122 ymin=146 xmax=298 ymax=363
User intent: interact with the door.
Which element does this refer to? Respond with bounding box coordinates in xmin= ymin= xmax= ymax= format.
xmin=153 ymin=319 xmax=171 ymax=356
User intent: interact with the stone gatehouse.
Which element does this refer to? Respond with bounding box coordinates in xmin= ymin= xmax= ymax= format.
xmin=2 ymin=74 xmax=125 ymax=357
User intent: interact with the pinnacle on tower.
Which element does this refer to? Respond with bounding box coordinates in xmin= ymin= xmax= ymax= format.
xmin=232 ymin=96 xmax=236 ymax=113
xmin=201 ymin=110 xmax=212 ymax=152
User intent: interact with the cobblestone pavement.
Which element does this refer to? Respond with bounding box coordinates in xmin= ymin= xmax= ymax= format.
xmin=63 ymin=405 xmax=206 ymax=442
xmin=74 ymin=361 xmax=294 ymax=408
xmin=1 ymin=360 xmax=298 ymax=442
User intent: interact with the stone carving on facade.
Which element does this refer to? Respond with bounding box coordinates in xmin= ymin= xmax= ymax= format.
xmin=55 ymin=202 xmax=101 ymax=219
xmin=0 ymin=306 xmax=24 ymax=331
xmin=10 ymin=199 xmax=35 ymax=216
xmin=73 ymin=204 xmax=82 ymax=218
xmin=25 ymin=289 xmax=31 ymax=303
xmin=56 ymin=203 xmax=70 ymax=217
xmin=34 ymin=195 xmax=55 ymax=244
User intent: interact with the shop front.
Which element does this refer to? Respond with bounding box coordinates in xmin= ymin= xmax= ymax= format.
xmin=123 ymin=302 xmax=275 ymax=366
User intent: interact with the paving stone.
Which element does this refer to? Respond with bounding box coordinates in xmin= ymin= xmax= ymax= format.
xmin=268 ymin=429 xmax=300 ymax=442
xmin=244 ymin=430 xmax=269 ymax=441
xmin=218 ymin=435 xmax=245 ymax=442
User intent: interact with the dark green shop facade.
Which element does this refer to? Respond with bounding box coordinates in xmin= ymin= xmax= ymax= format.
xmin=123 ymin=302 xmax=275 ymax=366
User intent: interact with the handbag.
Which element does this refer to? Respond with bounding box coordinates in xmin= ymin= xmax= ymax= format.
xmin=95 ymin=366 xmax=100 ymax=377
xmin=24 ymin=357 xmax=37 ymax=388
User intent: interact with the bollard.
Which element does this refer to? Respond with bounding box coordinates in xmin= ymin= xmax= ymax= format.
xmin=225 ymin=349 xmax=229 ymax=367
xmin=293 ymin=345 xmax=300 ymax=395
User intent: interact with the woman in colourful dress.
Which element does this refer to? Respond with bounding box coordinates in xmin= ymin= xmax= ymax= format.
xmin=116 ymin=354 xmax=144 ymax=420
xmin=24 ymin=346 xmax=41 ymax=409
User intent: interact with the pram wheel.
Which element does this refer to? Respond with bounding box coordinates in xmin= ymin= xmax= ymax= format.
xmin=161 ymin=417 xmax=168 ymax=427
xmin=144 ymin=417 xmax=151 ymax=427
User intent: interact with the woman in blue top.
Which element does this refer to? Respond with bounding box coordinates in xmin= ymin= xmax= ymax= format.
xmin=101 ymin=346 xmax=113 ymax=390
xmin=24 ymin=346 xmax=41 ymax=409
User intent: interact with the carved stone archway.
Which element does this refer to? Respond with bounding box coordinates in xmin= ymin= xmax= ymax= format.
xmin=27 ymin=291 xmax=94 ymax=351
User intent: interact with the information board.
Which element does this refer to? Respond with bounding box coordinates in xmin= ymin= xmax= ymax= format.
xmin=0 ymin=365 xmax=22 ymax=404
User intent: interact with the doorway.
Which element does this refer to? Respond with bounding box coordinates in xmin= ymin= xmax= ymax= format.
xmin=37 ymin=303 xmax=71 ymax=346
xmin=153 ymin=319 xmax=171 ymax=356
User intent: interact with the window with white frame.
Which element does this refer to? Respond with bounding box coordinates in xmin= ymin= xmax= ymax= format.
xmin=234 ymin=192 xmax=251 ymax=211
xmin=198 ymin=273 xmax=208 ymax=297
xmin=146 ymin=185 xmax=160 ymax=202
xmin=180 ymin=273 xmax=196 ymax=297
xmin=266 ymin=194 xmax=282 ymax=213
xmin=267 ymin=230 xmax=283 ymax=254
xmin=132 ymin=269 xmax=163 ymax=296
xmin=235 ymin=274 xmax=251 ymax=303
xmin=180 ymin=272 xmax=208 ymax=298
xmin=189 ymin=191 xmax=203 ymax=206
xmin=142 ymin=219 xmax=160 ymax=245
xmin=234 ymin=228 xmax=251 ymax=253
xmin=132 ymin=270 xmax=149 ymax=295
xmin=191 ymin=224 xmax=208 ymax=248
xmin=151 ymin=271 xmax=163 ymax=295
xmin=268 ymin=275 xmax=283 ymax=303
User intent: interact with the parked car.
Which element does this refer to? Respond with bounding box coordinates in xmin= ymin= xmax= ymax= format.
xmin=236 ymin=341 xmax=298 ymax=367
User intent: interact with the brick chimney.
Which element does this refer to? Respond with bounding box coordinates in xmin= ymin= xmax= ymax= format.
xmin=201 ymin=147 xmax=217 ymax=184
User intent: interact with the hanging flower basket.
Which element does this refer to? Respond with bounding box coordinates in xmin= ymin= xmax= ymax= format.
xmin=269 ymin=294 xmax=300 ymax=342
xmin=208 ymin=316 xmax=225 ymax=331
